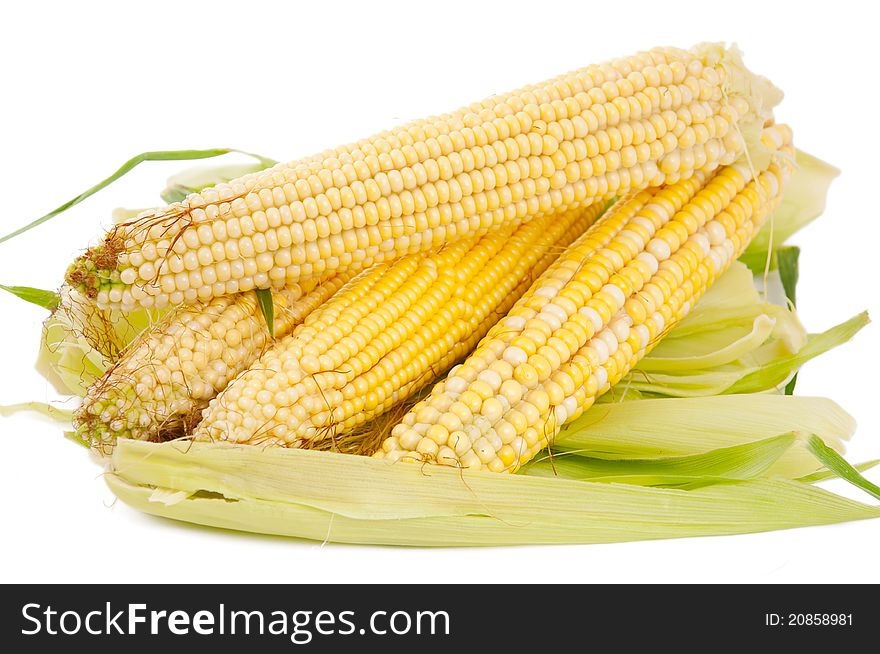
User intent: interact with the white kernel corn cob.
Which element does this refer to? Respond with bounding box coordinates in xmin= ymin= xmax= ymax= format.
xmin=74 ymin=275 xmax=350 ymax=454
xmin=66 ymin=44 xmax=780 ymax=310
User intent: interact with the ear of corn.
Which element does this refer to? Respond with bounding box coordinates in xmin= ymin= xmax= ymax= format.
xmin=376 ymin=124 xmax=795 ymax=472
xmin=73 ymin=275 xmax=350 ymax=454
xmin=66 ymin=43 xmax=780 ymax=311
xmin=193 ymin=202 xmax=605 ymax=447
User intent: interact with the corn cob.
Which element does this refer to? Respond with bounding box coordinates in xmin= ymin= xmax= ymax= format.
xmin=66 ymin=44 xmax=780 ymax=311
xmin=193 ymin=202 xmax=605 ymax=447
xmin=376 ymin=124 xmax=795 ymax=472
xmin=74 ymin=275 xmax=350 ymax=454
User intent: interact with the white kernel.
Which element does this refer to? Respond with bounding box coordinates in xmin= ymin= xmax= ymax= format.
xmin=692 ymin=232 xmax=711 ymax=257
xmin=477 ymin=369 xmax=503 ymax=392
xmin=578 ymin=306 xmax=604 ymax=332
xmin=543 ymin=302 xmax=569 ymax=323
xmin=473 ymin=415 xmax=492 ymax=433
xmin=589 ymin=338 xmax=610 ymax=365
xmin=636 ymin=251 xmax=659 ymax=274
xmin=651 ymin=311 xmax=665 ymax=333
xmin=635 ymin=324 xmax=651 ymax=348
xmin=705 ymin=220 xmax=727 ymax=245
xmin=631 ymin=216 xmax=657 ymax=234
xmin=610 ymin=317 xmax=631 ymax=343
xmin=722 ymin=240 xmax=735 ymax=258
xmin=647 ymin=238 xmax=671 ymax=261
xmin=503 ymin=346 xmax=528 ymax=366
xmin=138 ymin=262 xmax=156 ymax=281
xmin=473 ymin=437 xmax=497 ymax=463
xmin=601 ymin=284 xmax=627 ymax=308
xmin=120 ymin=268 xmax=136 ymax=285
xmin=548 ymin=404 xmax=565 ymax=426
xmin=537 ymin=310 xmax=562 ymax=332
xmin=534 ymin=285 xmax=558 ymax=300
xmin=641 ymin=203 xmax=669 ymax=221
xmin=618 ymin=228 xmax=645 ymax=249
xmin=445 ymin=376 xmax=468 ymax=394
xmin=598 ymin=328 xmax=619 ymax=354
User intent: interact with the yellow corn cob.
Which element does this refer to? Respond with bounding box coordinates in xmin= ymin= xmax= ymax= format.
xmin=67 ymin=43 xmax=780 ymax=311
xmin=376 ymin=124 xmax=795 ymax=472
xmin=74 ymin=275 xmax=350 ymax=454
xmin=193 ymin=202 xmax=605 ymax=446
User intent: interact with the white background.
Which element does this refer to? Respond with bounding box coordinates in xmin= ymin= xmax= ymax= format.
xmin=1 ymin=0 xmax=878 ymax=583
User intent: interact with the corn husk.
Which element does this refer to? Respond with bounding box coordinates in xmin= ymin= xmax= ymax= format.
xmin=108 ymin=439 xmax=880 ymax=546
xmin=522 ymin=433 xmax=800 ymax=486
xmin=553 ymin=394 xmax=854 ymax=478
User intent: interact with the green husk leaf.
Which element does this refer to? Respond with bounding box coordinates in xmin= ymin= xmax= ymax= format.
xmin=255 ymin=288 xmax=275 ymax=338
xmin=798 ymin=460 xmax=880 ymax=484
xmin=521 ymin=433 xmax=797 ymax=486
xmin=625 ymin=311 xmax=864 ymax=398
xmin=107 ymin=440 xmax=880 ymax=547
xmin=636 ymin=313 xmax=778 ymax=371
xmin=776 ymin=245 xmax=800 ymax=394
xmin=776 ymin=246 xmax=800 ymax=308
xmin=0 ymin=401 xmax=73 ymax=422
xmin=557 ymin=394 xmax=853 ymax=478
xmin=0 ymin=285 xmax=59 ymax=310
xmin=0 ymin=148 xmax=277 ymax=245
xmin=726 ymin=312 xmax=869 ymax=394
xmin=804 ymin=435 xmax=880 ymax=501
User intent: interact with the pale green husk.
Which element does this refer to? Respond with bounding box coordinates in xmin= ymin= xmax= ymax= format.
xmin=107 ymin=440 xmax=880 ymax=546
xmin=35 ymin=289 xmax=162 ymax=396
xmin=0 ymin=402 xmax=74 ymax=422
xmin=522 ymin=434 xmax=800 ymax=486
xmin=554 ymin=394 xmax=854 ymax=478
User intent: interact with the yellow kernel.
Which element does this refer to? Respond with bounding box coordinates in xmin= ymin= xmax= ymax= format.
xmin=426 ymin=424 xmax=450 ymax=445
